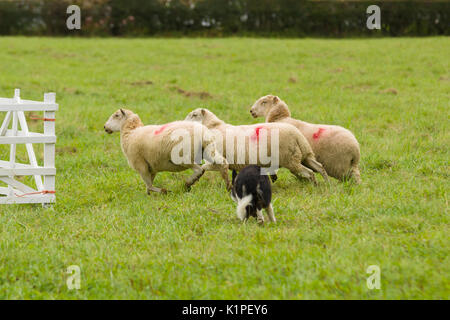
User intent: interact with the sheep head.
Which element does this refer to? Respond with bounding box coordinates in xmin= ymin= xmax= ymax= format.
xmin=185 ymin=108 xmax=224 ymax=129
xmin=250 ymin=95 xmax=280 ymax=118
xmin=104 ymin=108 xmax=130 ymax=134
xmin=185 ymin=108 xmax=207 ymax=124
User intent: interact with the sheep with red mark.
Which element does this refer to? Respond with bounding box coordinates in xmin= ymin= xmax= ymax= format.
xmin=185 ymin=108 xmax=328 ymax=184
xmin=250 ymin=95 xmax=361 ymax=183
xmin=104 ymin=108 xmax=231 ymax=193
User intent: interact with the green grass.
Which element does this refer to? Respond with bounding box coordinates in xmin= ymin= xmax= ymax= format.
xmin=0 ymin=37 xmax=448 ymax=299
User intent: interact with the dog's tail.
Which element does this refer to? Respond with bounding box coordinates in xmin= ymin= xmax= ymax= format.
xmin=236 ymin=194 xmax=253 ymax=221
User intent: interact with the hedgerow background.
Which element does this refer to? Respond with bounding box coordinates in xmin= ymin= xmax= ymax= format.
xmin=0 ymin=0 xmax=449 ymax=37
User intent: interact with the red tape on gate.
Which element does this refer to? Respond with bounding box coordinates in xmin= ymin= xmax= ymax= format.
xmin=30 ymin=116 xmax=55 ymax=122
xmin=15 ymin=190 xmax=56 ymax=197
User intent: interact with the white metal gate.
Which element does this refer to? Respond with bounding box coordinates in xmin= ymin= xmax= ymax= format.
xmin=0 ymin=89 xmax=57 ymax=205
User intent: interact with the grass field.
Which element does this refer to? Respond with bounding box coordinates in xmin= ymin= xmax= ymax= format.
xmin=0 ymin=37 xmax=448 ymax=299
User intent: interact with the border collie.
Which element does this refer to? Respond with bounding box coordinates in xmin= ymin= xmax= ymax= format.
xmin=231 ymin=165 xmax=276 ymax=224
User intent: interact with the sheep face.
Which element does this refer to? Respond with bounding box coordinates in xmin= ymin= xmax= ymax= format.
xmin=104 ymin=109 xmax=127 ymax=134
xmin=185 ymin=108 xmax=206 ymax=124
xmin=250 ymin=95 xmax=280 ymax=118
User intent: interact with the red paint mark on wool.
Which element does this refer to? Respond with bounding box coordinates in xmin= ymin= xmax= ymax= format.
xmin=251 ymin=126 xmax=265 ymax=142
xmin=154 ymin=124 xmax=169 ymax=135
xmin=313 ymin=128 xmax=325 ymax=140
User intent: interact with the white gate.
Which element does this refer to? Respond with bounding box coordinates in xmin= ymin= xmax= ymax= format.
xmin=0 ymin=89 xmax=57 ymax=205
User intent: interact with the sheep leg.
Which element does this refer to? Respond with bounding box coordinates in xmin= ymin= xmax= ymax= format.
xmin=351 ymin=166 xmax=361 ymax=184
xmin=140 ymin=171 xmax=167 ymax=194
xmin=220 ymin=165 xmax=232 ymax=191
xmin=133 ymin=159 xmax=167 ymax=194
xmin=148 ymin=185 xmax=167 ymax=194
xmin=304 ymin=156 xmax=329 ymax=183
xmin=185 ymin=164 xmax=205 ymax=190
xmin=201 ymin=162 xmax=232 ymax=191
xmin=202 ymin=146 xmax=232 ymax=190
xmin=265 ymin=204 xmax=276 ymax=223
xmin=290 ymin=164 xmax=317 ymax=185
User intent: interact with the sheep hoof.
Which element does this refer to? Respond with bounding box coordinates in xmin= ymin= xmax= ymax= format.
xmin=185 ymin=183 xmax=192 ymax=191
xmin=147 ymin=188 xmax=168 ymax=195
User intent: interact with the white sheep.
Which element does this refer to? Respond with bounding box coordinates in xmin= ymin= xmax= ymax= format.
xmin=104 ymin=109 xmax=231 ymax=193
xmin=250 ymin=95 xmax=361 ymax=183
xmin=185 ymin=108 xmax=328 ymax=184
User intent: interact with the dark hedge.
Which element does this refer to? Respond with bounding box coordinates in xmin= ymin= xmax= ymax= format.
xmin=0 ymin=0 xmax=448 ymax=37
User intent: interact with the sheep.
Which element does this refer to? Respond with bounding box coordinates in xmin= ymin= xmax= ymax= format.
xmin=231 ymin=165 xmax=275 ymax=224
xmin=250 ymin=95 xmax=361 ymax=183
xmin=104 ymin=108 xmax=231 ymax=194
xmin=185 ymin=108 xmax=328 ymax=184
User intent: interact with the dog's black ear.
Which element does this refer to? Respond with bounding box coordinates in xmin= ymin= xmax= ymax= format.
xmin=120 ymin=108 xmax=125 ymax=116
xmin=232 ymin=170 xmax=237 ymax=185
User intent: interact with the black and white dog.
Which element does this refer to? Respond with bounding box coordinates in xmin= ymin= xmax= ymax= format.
xmin=231 ymin=165 xmax=276 ymax=224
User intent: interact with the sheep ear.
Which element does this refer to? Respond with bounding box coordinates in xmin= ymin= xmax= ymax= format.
xmin=273 ymin=96 xmax=279 ymax=104
xmin=201 ymin=109 xmax=206 ymax=115
xmin=120 ymin=108 xmax=125 ymax=116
